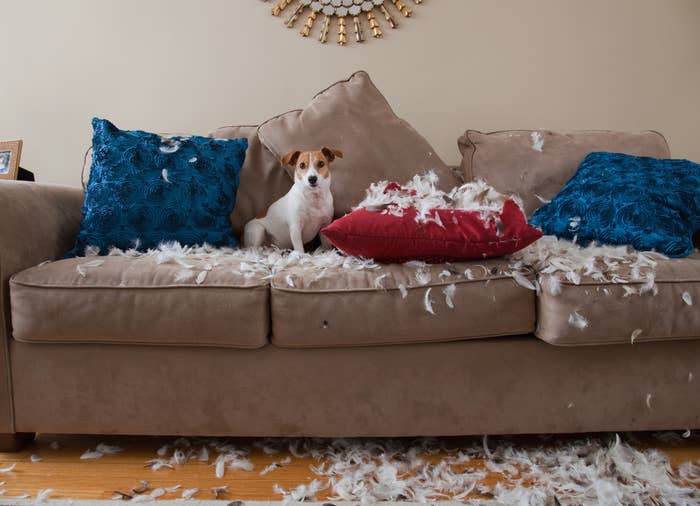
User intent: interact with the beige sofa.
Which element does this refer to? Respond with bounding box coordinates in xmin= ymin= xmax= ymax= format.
xmin=0 ymin=124 xmax=698 ymax=452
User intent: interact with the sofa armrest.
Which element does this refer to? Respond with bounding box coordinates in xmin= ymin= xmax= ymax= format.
xmin=0 ymin=181 xmax=83 ymax=433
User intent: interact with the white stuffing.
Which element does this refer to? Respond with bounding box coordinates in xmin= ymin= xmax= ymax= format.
xmin=534 ymin=193 xmax=551 ymax=204
xmin=442 ymin=284 xmax=456 ymax=309
xmin=398 ymin=283 xmax=408 ymax=299
xmin=96 ymin=443 xmax=123 ymax=455
xmin=510 ymin=235 xmax=666 ymax=297
xmin=355 ymin=171 xmax=522 ymax=227
xmin=423 ymin=288 xmax=435 ymax=315
xmin=630 ymin=328 xmax=643 ymax=344
xmin=373 ymin=273 xmax=388 ymax=290
xmin=531 ymin=131 xmax=544 ymax=152
xmin=682 ymin=291 xmax=693 ymax=306
xmin=80 ymin=449 xmax=104 ymax=460
xmin=35 ymin=488 xmax=53 ymax=503
xmin=260 ymin=456 xmax=292 ymax=476
xmin=510 ymin=271 xmax=536 ymax=291
xmin=414 ymin=269 xmax=431 ymax=286
xmin=181 ymin=488 xmax=198 ymax=499
xmin=129 ymin=435 xmax=700 ymax=504
xmin=568 ymin=311 xmax=589 ymax=330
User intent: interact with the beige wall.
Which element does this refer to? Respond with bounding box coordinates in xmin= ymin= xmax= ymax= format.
xmin=1 ymin=0 xmax=699 ymax=187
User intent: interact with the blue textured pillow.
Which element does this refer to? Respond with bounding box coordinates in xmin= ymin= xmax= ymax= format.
xmin=530 ymin=152 xmax=700 ymax=258
xmin=68 ymin=118 xmax=247 ymax=256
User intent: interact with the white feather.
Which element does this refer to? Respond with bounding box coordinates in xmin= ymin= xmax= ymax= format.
xmin=682 ymin=291 xmax=693 ymax=306
xmin=35 ymin=489 xmax=54 ymax=503
xmin=181 ymin=488 xmax=198 ymax=499
xmin=96 ymin=443 xmax=123 ymax=455
xmin=80 ymin=449 xmax=103 ymax=460
xmin=398 ymin=284 xmax=408 ymax=299
xmin=415 ymin=270 xmax=431 ymax=285
xmin=0 ymin=464 xmax=16 ymax=473
xmin=286 ymin=275 xmax=295 ymax=287
xmin=442 ymin=284 xmax=456 ymax=309
xmin=541 ymin=275 xmax=562 ymax=296
xmin=174 ymin=269 xmax=194 ymax=282
xmin=531 ymin=131 xmax=544 ymax=152
xmin=373 ymin=274 xmax=388 ymax=290
xmin=630 ymin=329 xmax=642 ymax=344
xmin=568 ymin=311 xmax=589 ymax=329
xmin=196 ymin=270 xmax=207 ymax=285
xmin=534 ymin=193 xmax=551 ymax=204
xmin=646 ymin=393 xmax=653 ymax=409
xmin=161 ymin=169 xmax=171 ymax=183
xmin=164 ymin=485 xmax=181 ymax=493
xmin=423 ymin=288 xmax=435 ymax=315
xmin=511 ymin=271 xmax=536 ymax=291
xmin=30 ymin=454 xmax=42 ymax=463
xmin=683 ymin=429 xmax=691 ymax=438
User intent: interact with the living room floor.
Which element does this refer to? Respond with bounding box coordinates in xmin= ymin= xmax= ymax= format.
xmin=0 ymin=433 xmax=698 ymax=502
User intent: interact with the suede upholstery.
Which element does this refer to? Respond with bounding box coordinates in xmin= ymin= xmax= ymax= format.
xmin=210 ymin=125 xmax=291 ymax=241
xmin=271 ymin=259 xmax=536 ymax=348
xmin=0 ymin=182 xmax=84 ymax=433
xmin=10 ymin=337 xmax=700 ymax=436
xmin=458 ymin=130 xmax=671 ymax=216
xmin=258 ymin=71 xmax=458 ymax=217
xmin=10 ymin=256 xmax=270 ymax=348
xmin=537 ymin=252 xmax=700 ymax=346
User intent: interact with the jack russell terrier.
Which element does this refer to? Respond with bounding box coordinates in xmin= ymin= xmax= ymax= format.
xmin=243 ymin=147 xmax=343 ymax=252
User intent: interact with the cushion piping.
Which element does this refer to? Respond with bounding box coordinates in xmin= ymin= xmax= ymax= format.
xmin=271 ymin=275 xmax=531 ymax=294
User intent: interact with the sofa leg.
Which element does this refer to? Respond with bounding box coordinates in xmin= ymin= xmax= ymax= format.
xmin=0 ymin=433 xmax=34 ymax=452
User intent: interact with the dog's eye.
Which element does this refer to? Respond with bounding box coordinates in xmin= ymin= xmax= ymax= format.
xmin=299 ymin=163 xmax=306 ymax=169
xmin=318 ymin=161 xmax=325 ymax=168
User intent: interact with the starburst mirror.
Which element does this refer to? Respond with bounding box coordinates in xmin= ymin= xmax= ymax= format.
xmin=262 ymin=0 xmax=423 ymax=45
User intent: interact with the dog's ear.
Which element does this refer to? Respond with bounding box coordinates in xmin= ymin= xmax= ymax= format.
xmin=281 ymin=150 xmax=301 ymax=167
xmin=321 ymin=147 xmax=343 ymax=162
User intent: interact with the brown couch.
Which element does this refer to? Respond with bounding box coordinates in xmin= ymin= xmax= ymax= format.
xmin=0 ymin=126 xmax=698 ymax=451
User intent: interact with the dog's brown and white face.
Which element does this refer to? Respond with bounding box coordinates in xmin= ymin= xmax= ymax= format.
xmin=281 ymin=147 xmax=343 ymax=190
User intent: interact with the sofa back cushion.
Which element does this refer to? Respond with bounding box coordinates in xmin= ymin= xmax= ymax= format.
xmin=210 ymin=125 xmax=291 ymax=240
xmin=258 ymin=71 xmax=458 ymax=217
xmin=458 ymin=130 xmax=671 ymax=216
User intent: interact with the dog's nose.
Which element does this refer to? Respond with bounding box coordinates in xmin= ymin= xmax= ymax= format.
xmin=308 ymin=175 xmax=318 ymax=185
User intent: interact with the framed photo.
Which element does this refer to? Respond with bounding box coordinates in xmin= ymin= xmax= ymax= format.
xmin=0 ymin=140 xmax=23 ymax=180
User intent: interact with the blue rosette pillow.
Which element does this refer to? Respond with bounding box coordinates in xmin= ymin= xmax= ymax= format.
xmin=530 ymin=152 xmax=700 ymax=258
xmin=69 ymin=118 xmax=247 ymax=256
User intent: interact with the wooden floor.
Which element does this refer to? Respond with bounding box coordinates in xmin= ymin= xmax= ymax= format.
xmin=0 ymin=433 xmax=697 ymax=501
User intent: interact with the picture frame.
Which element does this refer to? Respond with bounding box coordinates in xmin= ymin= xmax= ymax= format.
xmin=0 ymin=140 xmax=23 ymax=180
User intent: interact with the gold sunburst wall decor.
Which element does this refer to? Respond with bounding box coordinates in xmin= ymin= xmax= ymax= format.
xmin=262 ymin=0 xmax=423 ymax=45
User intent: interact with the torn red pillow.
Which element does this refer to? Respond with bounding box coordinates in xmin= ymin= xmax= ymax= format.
xmin=322 ymin=198 xmax=542 ymax=263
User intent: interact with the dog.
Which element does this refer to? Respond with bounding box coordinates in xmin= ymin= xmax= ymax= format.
xmin=243 ymin=147 xmax=343 ymax=252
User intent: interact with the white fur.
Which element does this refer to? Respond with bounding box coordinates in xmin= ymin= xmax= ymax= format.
xmin=244 ymin=155 xmax=334 ymax=252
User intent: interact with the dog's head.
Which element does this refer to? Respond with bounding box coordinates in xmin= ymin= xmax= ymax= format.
xmin=281 ymin=147 xmax=343 ymax=190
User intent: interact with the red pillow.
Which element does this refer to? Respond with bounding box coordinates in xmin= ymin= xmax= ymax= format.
xmin=322 ymin=198 xmax=542 ymax=263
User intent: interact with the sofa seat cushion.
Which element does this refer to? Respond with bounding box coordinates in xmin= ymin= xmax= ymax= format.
xmin=536 ymin=252 xmax=700 ymax=346
xmin=270 ymin=260 xmax=536 ymax=348
xmin=10 ymin=255 xmax=270 ymax=348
